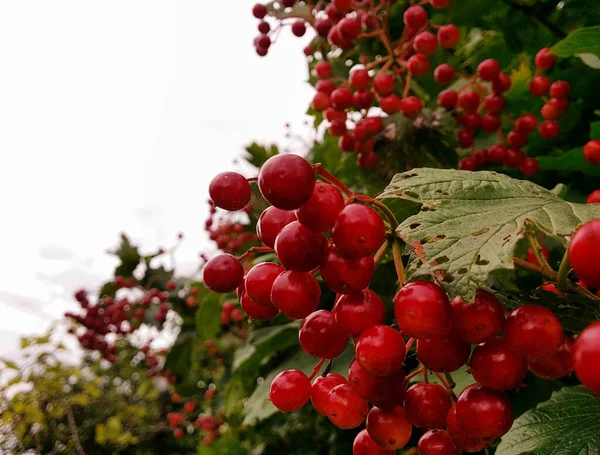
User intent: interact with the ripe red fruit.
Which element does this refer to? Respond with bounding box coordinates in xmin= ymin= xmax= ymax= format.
xmin=312 ymin=92 xmax=330 ymax=111
xmin=488 ymin=144 xmax=508 ymax=163
xmin=339 ymin=133 xmax=356 ymax=152
xmin=504 ymin=304 xmax=563 ymax=361
xmin=438 ymin=89 xmax=458 ymax=109
xmin=292 ymin=20 xmax=306 ymax=37
xmin=541 ymin=103 xmax=559 ymax=120
xmin=437 ymin=24 xmax=460 ymax=48
xmin=373 ymin=72 xmax=394 ymax=95
xmin=314 ymin=18 xmax=333 ymax=37
xmin=404 ymin=5 xmax=428 ymax=29
xmin=339 ymin=17 xmax=361 ymax=40
xmin=434 ymin=64 xmax=455 ymax=84
xmin=515 ymin=113 xmax=538 ymax=133
xmin=380 ymin=94 xmax=403 ymax=114
xmin=274 ymin=221 xmax=328 ymax=271
xmin=326 ymin=384 xmax=369 ymax=428
xmin=320 ymin=248 xmax=375 ymax=294
xmin=529 ymin=335 xmax=574 ymax=379
xmin=587 ymin=190 xmax=600 ymax=204
xmin=472 ymin=148 xmax=488 ymax=167
xmin=549 ymin=96 xmax=569 ymax=114
xmin=256 ymin=206 xmax=296 ymax=248
xmin=325 ymin=107 xmax=346 ymax=123
xmin=401 ymin=96 xmax=424 ymax=118
xmin=484 ymin=94 xmax=505 ymax=113
xmin=334 ymin=290 xmax=386 ymax=337
xmin=258 ymin=21 xmax=270 ymax=34
xmin=256 ymin=35 xmax=271 ymax=51
xmin=174 ymin=428 xmax=184 ymax=439
xmin=252 ymin=3 xmax=267 ymax=19
xmin=348 ymin=359 xmax=406 ymax=409
xmin=331 ymin=204 xmax=386 ymax=259
xmin=458 ymin=90 xmax=480 ymax=112
xmin=355 ymin=324 xmax=406 ymax=376
xmin=209 ymin=172 xmax=251 ymax=211
xmin=366 ymin=406 xmax=413 ymax=450
xmin=171 ymin=393 xmax=181 ymax=403
xmin=299 ymin=310 xmax=348 ymax=359
xmin=520 ymin=157 xmax=540 ymax=176
xmin=394 ymin=280 xmax=452 ymax=339
xmin=539 ymin=120 xmax=559 ymax=138
xmin=414 ymin=31 xmax=438 ymax=55
xmin=456 ymin=384 xmax=514 ymax=439
xmin=329 ymin=119 xmax=347 ymax=136
xmin=311 ymin=373 xmax=348 ymax=415
xmin=459 ymin=156 xmax=477 ymax=171
xmin=353 ymin=90 xmax=373 ymax=109
xmin=408 ymin=53 xmax=431 ymax=77
xmin=167 ymin=412 xmax=183 ymax=428
xmin=451 ymin=290 xmax=505 ymax=344
xmin=417 ymin=335 xmax=470 ymax=372
xmin=331 ymin=87 xmax=354 ymax=110
xmin=569 ymin=219 xmax=600 ymax=288
xmin=315 ymin=61 xmax=333 ymax=79
xmin=584 ymin=139 xmax=600 ymax=164
xmin=535 ymin=47 xmax=556 ymax=69
xmin=507 ymin=130 xmax=528 ymax=149
xmin=480 ymin=113 xmax=501 ymax=132
xmin=446 ymin=407 xmax=490 ymax=453
xmin=492 ymin=72 xmax=512 ymax=94
xmin=529 ymin=76 xmax=551 ymax=96
xmin=244 ymin=262 xmax=284 ymax=306
xmin=269 ymin=369 xmax=311 ymax=412
xmin=271 ymin=271 xmax=321 ymax=319
xmin=241 ymin=292 xmax=279 ymax=320
xmin=183 ymin=401 xmax=196 ymax=413
xmin=504 ymin=149 xmax=524 ymax=168
xmin=281 ymin=0 xmax=296 ymax=7
xmin=295 ymin=183 xmax=344 ymax=232
xmin=431 ymin=0 xmax=452 ymax=7
xmin=477 ymin=59 xmax=501 ymax=81
xmin=258 ymin=154 xmax=315 ymax=210
xmin=462 ymin=112 xmax=481 ymax=130
xmin=405 ymin=383 xmax=452 ymax=429
xmin=418 ymin=430 xmax=461 ymax=455
xmin=203 ymin=254 xmax=244 ymax=293
xmin=350 ymin=68 xmax=371 ymax=91
xmin=316 ymin=80 xmax=336 ymax=96
xmin=573 ymin=321 xmax=600 ymax=395
xmin=332 ymin=0 xmax=353 ymax=12
xmin=471 ymin=337 xmax=527 ymax=390
xmin=353 ymin=429 xmax=395 ymax=455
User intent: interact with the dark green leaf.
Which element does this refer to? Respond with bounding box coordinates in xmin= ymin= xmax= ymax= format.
xmin=244 ymin=143 xmax=279 ymax=169
xmin=139 ymin=265 xmax=174 ymax=290
xmin=195 ymin=293 xmax=223 ymax=341
xmin=537 ymin=148 xmax=600 ymax=177
xmin=111 ymin=234 xmax=141 ymax=277
xmin=552 ymin=25 xmax=600 ymax=58
xmin=163 ymin=332 xmax=195 ymax=383
xmin=98 ymin=281 xmax=118 ymax=299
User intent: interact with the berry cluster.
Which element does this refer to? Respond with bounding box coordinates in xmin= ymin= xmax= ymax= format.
xmin=168 ymin=397 xmax=225 ymax=443
xmin=205 ymin=199 xmax=258 ymax=255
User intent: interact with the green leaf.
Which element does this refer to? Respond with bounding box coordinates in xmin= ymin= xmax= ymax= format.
xmin=244 ymin=142 xmax=279 ymax=169
xmin=592 ymin=120 xmax=600 ymax=140
xmin=195 ymin=293 xmax=223 ymax=341
xmin=70 ymin=394 xmax=90 ymax=406
xmin=111 ymin=234 xmax=141 ymax=277
xmin=139 ymin=265 xmax=174 ymax=290
xmin=537 ymin=148 xmax=600 ymax=177
xmin=378 ymin=168 xmax=600 ymax=300
xmin=496 ymin=386 xmax=600 ymax=455
xmin=163 ymin=332 xmax=195 ymax=381
xmin=0 ymin=358 xmax=18 ymax=370
xmin=98 ymin=281 xmax=118 ymax=299
xmin=552 ymin=25 xmax=600 ymax=58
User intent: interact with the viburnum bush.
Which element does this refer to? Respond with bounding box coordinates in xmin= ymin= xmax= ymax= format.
xmin=54 ymin=1 xmax=600 ymax=454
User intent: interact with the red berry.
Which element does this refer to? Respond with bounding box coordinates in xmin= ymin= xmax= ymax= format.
xmin=503 ymin=304 xmax=563 ymax=361
xmin=334 ymin=290 xmax=385 ymax=337
xmin=167 ymin=412 xmax=183 ymax=428
xmin=408 ymin=53 xmax=431 ymax=77
xmin=492 ymin=73 xmax=511 ymax=94
xmin=316 ymin=79 xmax=336 ymax=95
xmin=203 ymin=254 xmax=244 ymax=293
xmin=331 ymin=88 xmax=354 ymax=110
xmin=431 ymin=0 xmax=452 ymax=7
xmin=405 ymin=383 xmax=452 ymax=429
xmin=350 ymin=68 xmax=371 ymax=91
xmin=488 ymin=144 xmax=508 ymax=163
xmin=320 ymin=248 xmax=375 ymax=294
xmin=332 ymin=204 xmax=386 ymax=259
xmin=404 ymin=5 xmax=428 ymax=29
xmin=339 ymin=17 xmax=361 ymax=40
xmin=315 ymin=18 xmax=333 ymax=37
xmin=339 ymin=132 xmax=356 ymax=152
xmin=271 ymin=271 xmax=321 ymax=319
xmin=401 ymin=96 xmax=423 ymax=118
xmin=515 ymin=113 xmax=538 ymax=133
xmin=315 ymin=61 xmax=333 ymax=79
xmin=418 ymin=430 xmax=461 ymax=455
xmin=446 ymin=407 xmax=490 ymax=452
xmin=171 ymin=393 xmax=181 ymax=403
xmin=252 ymin=3 xmax=267 ymax=19
xmin=174 ymin=428 xmax=184 ymax=439
xmin=373 ymin=72 xmax=394 ymax=95
xmin=471 ymin=337 xmax=527 ymax=390
xmin=569 ymin=219 xmax=600 ymax=288
xmin=573 ymin=321 xmax=600 ymax=395
xmin=480 ymin=114 xmax=501 ymax=132
xmin=292 ymin=20 xmax=306 ymax=37
xmin=326 ymin=383 xmax=369 ymax=428
xmin=417 ymin=335 xmax=470 ymax=372
xmin=245 ymin=262 xmax=284 ymax=306
xmin=507 ymin=130 xmax=528 ymax=149
xmin=529 ymin=75 xmax=551 ymax=96
xmin=434 ymin=64 xmax=455 ymax=84
xmin=257 ymin=206 xmax=296 ymax=248
xmin=463 ymin=112 xmax=481 ymax=130
xmin=275 ymin=221 xmax=328 ymax=272
xmin=209 ymin=172 xmax=251 ymax=211
xmin=549 ymin=96 xmax=569 ymax=114
xmin=535 ymin=47 xmax=556 ymax=69
xmin=539 ymin=119 xmax=559 ymax=138
xmin=356 ymin=324 xmax=406 ymax=376
xmin=414 ymin=31 xmax=438 ymax=55
xmin=450 ymin=290 xmax=505 ymax=344
xmin=520 ymin=157 xmax=540 ymax=176
xmin=504 ymin=149 xmax=524 ymax=168
xmin=241 ymin=293 xmax=279 ymax=320
xmin=456 ymin=384 xmax=513 ymax=439
xmin=477 ymin=59 xmax=501 ymax=81
xmin=484 ymin=94 xmax=505 ymax=114
xmin=329 ymin=119 xmax=348 ymax=136
xmin=269 ymin=369 xmax=311 ymax=412
xmin=438 ymin=89 xmax=458 ymax=109
xmin=394 ymin=281 xmax=452 ymax=339
xmin=529 ymin=335 xmax=574 ymax=379
xmin=311 ymin=373 xmax=348 ymax=415
xmin=541 ymin=103 xmax=559 ymax=120
xmin=458 ymin=156 xmax=477 ymax=171
xmin=363 ymin=116 xmax=385 ymax=136
xmin=332 ymin=0 xmax=353 ymax=12
xmin=295 ymin=183 xmax=345 ymax=232
xmin=353 ymin=429 xmax=395 ymax=455
xmin=348 ymin=359 xmax=406 ymax=409
xmin=299 ymin=310 xmax=348 ymax=359
xmin=258 ymin=154 xmax=315 ymax=210
xmin=312 ymin=91 xmax=330 ymax=111
xmin=458 ymin=90 xmax=480 ymax=112
xmin=183 ymin=401 xmax=196 ymax=413
xmin=587 ymin=190 xmax=600 ymax=204
xmin=437 ymin=24 xmax=460 ymax=48
xmin=353 ymin=90 xmax=373 ymax=109
xmin=256 ymin=35 xmax=271 ymax=51
xmin=325 ymin=107 xmax=347 ymax=123
xmin=380 ymin=94 xmax=403 ymax=114
xmin=472 ymin=148 xmax=488 ymax=167
xmin=584 ymin=139 xmax=600 ymax=164
xmin=366 ymin=406 xmax=413 ymax=450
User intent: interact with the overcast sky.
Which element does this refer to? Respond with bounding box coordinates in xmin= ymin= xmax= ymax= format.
xmin=0 ymin=1 xmax=313 ymax=359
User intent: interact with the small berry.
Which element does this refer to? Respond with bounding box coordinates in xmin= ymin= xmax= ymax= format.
xmin=584 ymin=139 xmax=600 ymax=164
xmin=471 ymin=337 xmax=527 ymax=390
xmin=296 ymin=183 xmax=345 ymax=232
xmin=408 ymin=53 xmax=431 ymax=77
xmin=434 ymin=64 xmax=455 ymax=84
xmin=331 ymin=87 xmax=354 ymax=110
xmin=488 ymin=144 xmax=508 ymax=163
xmin=271 ymin=271 xmax=321 ymax=319
xmin=539 ymin=120 xmax=559 ymax=139
xmin=373 ymin=72 xmax=394 ymax=95
xmin=569 ymin=219 xmax=600 ymax=288
xmin=257 ymin=206 xmax=296 ymax=248
xmin=299 ymin=310 xmax=348 ymax=359
xmin=456 ymin=384 xmax=513 ymax=439
xmin=446 ymin=407 xmax=490 ymax=453
xmin=529 ymin=76 xmax=551 ymax=96
xmin=504 ymin=149 xmax=524 ymax=168
xmin=292 ymin=20 xmax=306 ymax=37
xmin=573 ymin=322 xmax=600 ymax=395
xmin=244 ymin=262 xmax=284 ymax=306
xmin=252 ymin=3 xmax=268 ymax=19
xmin=350 ymin=68 xmax=371 ymax=91
xmin=492 ymin=73 xmax=511 ymax=94
xmin=203 ymin=254 xmax=244 ymax=293
xmin=311 ymin=373 xmax=348 ymax=415
xmin=315 ymin=61 xmax=333 ymax=79
xmin=275 ymin=221 xmax=328 ymax=271
xmin=320 ymin=248 xmax=375 ymax=294
xmin=417 ymin=335 xmax=470 ymax=372
xmin=451 ymin=290 xmax=505 ymax=344
xmin=353 ymin=429 xmax=395 ymax=455
xmin=535 ymin=47 xmax=556 ymax=69
xmin=413 ymin=31 xmax=438 ymax=55
xmin=312 ymin=92 xmax=330 ymax=111
xmin=404 ymin=6 xmax=428 ymax=29
xmin=437 ymin=24 xmax=460 ymax=48
xmin=484 ymin=94 xmax=505 ymax=113
xmin=515 ymin=113 xmax=538 ymax=133
xmin=209 ymin=172 xmax=251 ymax=211
xmin=480 ymin=113 xmax=501 ymax=132
xmin=240 ymin=293 xmax=278 ymax=320
xmin=380 ymin=94 xmax=403 ymax=114
xmin=438 ymin=89 xmax=458 ymax=109
xmin=331 ymin=204 xmax=386 ymax=259
xmin=339 ymin=133 xmax=356 ymax=152
xmin=333 ymin=290 xmax=386 ymax=337
xmin=353 ymin=90 xmax=373 ymax=109
xmin=520 ymin=157 xmax=540 ymax=176
xmin=401 ymin=96 xmax=423 ymax=118
xmin=394 ymin=281 xmax=451 ymax=339
xmin=258 ymin=21 xmax=270 ymax=34
xmin=404 ymin=383 xmax=452 ymax=429
xmin=338 ymin=17 xmax=361 ymax=40
xmin=356 ymin=325 xmax=406 ymax=376
xmin=258 ymin=154 xmax=315 ymax=210
xmin=348 ymin=359 xmax=406 ymax=409
xmin=529 ymin=335 xmax=574 ymax=380
xmin=477 ymin=59 xmax=501 ymax=81
xmin=431 ymin=0 xmax=452 ymax=7
xmin=549 ymin=80 xmax=570 ymax=98
xmin=587 ymin=190 xmax=600 ymax=204
xmin=366 ymin=406 xmax=413 ymax=450
xmin=269 ymin=369 xmax=311 ymax=412
xmin=457 ymin=90 xmax=480 ymax=112
xmin=418 ymin=430 xmax=461 ymax=455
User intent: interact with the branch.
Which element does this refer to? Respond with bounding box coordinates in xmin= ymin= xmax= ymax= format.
xmin=66 ymin=401 xmax=85 ymax=455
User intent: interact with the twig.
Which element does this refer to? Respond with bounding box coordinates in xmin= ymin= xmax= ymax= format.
xmin=66 ymin=401 xmax=86 ymax=455
xmin=392 ymin=241 xmax=407 ymax=287
xmin=308 ymin=358 xmax=326 ymax=380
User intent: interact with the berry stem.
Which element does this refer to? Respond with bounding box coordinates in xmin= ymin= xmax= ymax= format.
xmin=321 ymin=359 xmax=333 ymax=377
xmin=373 ymin=240 xmax=390 ymax=265
xmin=434 ymin=371 xmax=457 ymax=402
xmin=404 ymin=365 xmax=424 ymax=382
xmin=422 ymin=363 xmax=429 ymax=384
xmin=402 ymin=73 xmax=412 ymax=98
xmin=246 ymin=177 xmax=258 ymax=182
xmin=392 ymin=241 xmax=407 ymax=288
xmin=237 ymin=246 xmax=274 ymax=262
xmin=525 ymin=228 xmax=553 ymax=273
xmin=308 ymin=358 xmax=326 ymax=381
xmin=313 ymin=163 xmax=354 ymax=197
xmin=556 ymin=248 xmax=571 ymax=292
xmin=370 ymin=200 xmax=399 ymax=231
xmin=405 ymin=337 xmax=415 ymax=351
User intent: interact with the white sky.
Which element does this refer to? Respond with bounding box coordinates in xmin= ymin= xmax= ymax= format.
xmin=0 ymin=1 xmax=313 ymax=360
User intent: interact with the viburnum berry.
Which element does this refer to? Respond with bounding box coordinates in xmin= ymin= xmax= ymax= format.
xmin=477 ymin=59 xmax=501 ymax=81
xmin=515 ymin=113 xmax=538 ymax=133
xmin=295 ymin=182 xmax=344 ymax=232
xmin=569 ymin=219 xmax=600 ymax=288
xmin=434 ymin=64 xmax=455 ymax=84
xmin=401 ymin=96 xmax=423 ymax=118
xmin=539 ymin=120 xmax=560 ymax=138
xmin=339 ymin=16 xmax=361 ymax=40
xmin=446 ymin=407 xmax=490 ymax=453
xmin=271 ymin=270 xmax=321 ymax=319
xmin=269 ymin=369 xmax=311 ymax=412
xmin=480 ymin=113 xmax=501 ymax=132
xmin=380 ymin=94 xmax=403 ymax=114
xmin=325 ymin=107 xmax=346 ymax=122
xmin=325 ymin=3 xmax=342 ymax=21
xmin=358 ymin=152 xmax=378 ymax=169
xmin=339 ymin=132 xmax=356 ymax=152
xmin=584 ymin=139 xmax=600 ymax=164
xmin=252 ymin=3 xmax=267 ymax=19
xmin=414 ymin=31 xmax=438 ymax=55
xmin=350 ymin=68 xmax=371 ymax=91
xmin=373 ymin=72 xmax=394 ymax=95
xmin=348 ymin=359 xmax=406 ymax=409
xmin=331 ymin=204 xmax=386 ymax=259
xmin=363 ymin=116 xmax=385 ymax=136
xmin=492 ymin=73 xmax=511 ymax=94
xmin=503 ymin=304 xmax=563 ymax=361
xmin=203 ymin=254 xmax=244 ymax=293
xmin=458 ymin=90 xmax=480 ymax=112
xmin=244 ymin=262 xmax=284 ymax=306
xmin=171 ymin=393 xmax=181 ymax=403
xmin=451 ymin=290 xmax=505 ymax=344
xmin=281 ymin=0 xmax=296 ymax=7
xmin=320 ymin=248 xmax=375 ymax=294
xmin=315 ymin=61 xmax=333 ymax=79
xmin=488 ymin=144 xmax=508 ymax=163
xmin=438 ymin=89 xmax=458 ymax=109
xmin=316 ymin=79 xmax=336 ymax=95
xmin=463 ymin=112 xmax=481 ymax=130
xmin=355 ymin=324 xmax=406 ymax=376
xmin=404 ymin=383 xmax=452 ymax=429
xmin=550 ymin=96 xmax=569 ymax=114
xmin=529 ymin=335 xmax=574 ymax=379
xmin=326 ymin=383 xmax=369 ymax=429
xmin=431 ymin=0 xmax=452 ymax=7
xmin=258 ymin=154 xmax=315 ymax=210
xmin=456 ymin=384 xmax=514 ymax=439
xmin=314 ymin=17 xmax=333 ymax=37
xmin=529 ymin=75 xmax=551 ymax=96
xmin=167 ymin=412 xmax=183 ymax=428
xmin=257 ymin=206 xmax=296 ymax=248
xmin=312 ymin=92 xmax=330 ymax=111
xmin=291 ymin=20 xmax=306 ymax=37
xmin=258 ymin=20 xmax=270 ymax=34
xmin=274 ymin=221 xmax=328 ymax=271
xmin=471 ymin=337 xmax=527 ymax=390
xmin=394 ymin=280 xmax=452 ymax=339
xmin=418 ymin=429 xmax=461 ymax=455
xmin=458 ymin=156 xmax=477 ymax=171
xmin=183 ymin=401 xmax=196 ymax=413
xmin=472 ymin=148 xmax=488 ymax=167
xmin=404 ymin=5 xmax=428 ymax=29
xmin=353 ymin=90 xmax=373 ymax=109
xmin=329 ymin=119 xmax=348 ymax=136
xmin=535 ymin=47 xmax=556 ymax=69
xmin=333 ymin=290 xmax=386 ymax=337
xmin=587 ymin=189 xmax=600 ymax=203
xmin=331 ymin=87 xmax=354 ymax=110
xmin=504 ymin=149 xmax=524 ymax=168
xmin=241 ymin=292 xmax=279 ymax=320
xmin=332 ymin=0 xmax=353 ymax=12
xmin=520 ymin=157 xmax=540 ymax=176
xmin=573 ymin=321 xmax=600 ymax=395
xmin=366 ymin=406 xmax=413 ymax=450
xmin=355 ymin=139 xmax=374 ymax=154
xmin=541 ymin=103 xmax=559 ymax=120
xmin=208 ymin=172 xmax=251 ymax=211
xmin=174 ymin=428 xmax=184 ymax=439
xmin=484 ymin=94 xmax=505 ymax=114
xmin=311 ymin=373 xmax=348 ymax=415
xmin=507 ymin=130 xmax=528 ymax=149
xmin=408 ymin=53 xmax=431 ymax=77
xmin=256 ymin=35 xmax=271 ymax=51
xmin=417 ymin=335 xmax=470 ymax=372
xmin=353 ymin=429 xmax=395 ymax=455
xmin=437 ymin=24 xmax=460 ymax=48
xmin=299 ymin=310 xmax=348 ymax=359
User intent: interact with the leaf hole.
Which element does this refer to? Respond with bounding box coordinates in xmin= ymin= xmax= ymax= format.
xmin=443 ymin=274 xmax=455 ymax=283
xmin=457 ymin=268 xmax=468 ymax=275
xmin=475 ymin=255 xmax=489 ymax=266
xmin=435 ymin=256 xmax=450 ymax=264
xmin=435 ymin=189 xmax=450 ymax=196
xmin=400 ymin=173 xmax=418 ymax=180
xmin=410 ymin=223 xmax=421 ymax=229
xmin=404 ymin=191 xmax=419 ymax=199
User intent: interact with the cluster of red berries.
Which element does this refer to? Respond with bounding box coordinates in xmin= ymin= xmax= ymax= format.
xmin=205 ymin=200 xmax=258 ymax=255
xmin=167 ymin=400 xmax=224 ymax=444
xmin=220 ymin=300 xmax=246 ymax=326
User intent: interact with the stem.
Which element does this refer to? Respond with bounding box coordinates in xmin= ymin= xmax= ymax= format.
xmin=308 ymin=358 xmax=326 ymax=380
xmin=405 ymin=337 xmax=415 ymax=351
xmin=556 ymin=249 xmax=571 ymax=292
xmin=371 ymin=200 xmax=399 ymax=231
xmin=66 ymin=401 xmax=86 ymax=455
xmin=444 ymin=372 xmax=456 ymax=389
xmin=246 ymin=177 xmax=258 ymax=182
xmin=392 ymin=241 xmax=407 ymax=288
xmin=237 ymin=246 xmax=274 ymax=262
xmin=322 ymin=359 xmax=333 ymax=377
xmin=422 ymin=364 xmax=429 ymax=384
xmin=402 ymin=73 xmax=412 ymax=98
xmin=405 ymin=366 xmax=424 ymax=382
xmin=313 ymin=163 xmax=353 ymax=197
xmin=525 ymin=230 xmax=553 ymax=273
xmin=434 ymin=372 xmax=458 ymax=402
xmin=373 ymin=240 xmax=390 ymax=265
